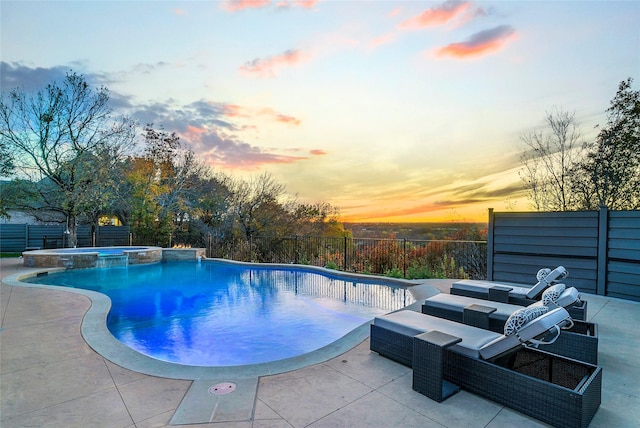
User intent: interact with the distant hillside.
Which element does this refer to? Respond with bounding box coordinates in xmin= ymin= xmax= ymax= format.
xmin=344 ymin=222 xmax=487 ymax=240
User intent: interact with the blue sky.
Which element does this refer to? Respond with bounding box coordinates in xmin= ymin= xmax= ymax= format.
xmin=1 ymin=0 xmax=638 ymax=222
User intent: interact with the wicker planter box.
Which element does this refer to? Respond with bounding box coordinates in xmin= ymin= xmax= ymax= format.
xmin=412 ymin=336 xmax=601 ymax=428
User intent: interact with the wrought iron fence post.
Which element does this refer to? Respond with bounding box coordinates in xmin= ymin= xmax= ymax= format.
xmin=403 ymin=238 xmax=407 ymax=278
xmin=294 ymin=234 xmax=298 ymax=264
xmin=343 ymin=235 xmax=347 ymax=271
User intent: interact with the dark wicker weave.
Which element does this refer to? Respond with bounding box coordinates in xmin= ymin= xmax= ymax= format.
xmin=463 ymin=304 xmax=496 ymax=330
xmin=411 ymin=331 xmax=461 ymax=402
xmin=440 ymin=348 xmax=601 ymax=428
xmin=371 ymin=324 xmax=602 ymax=428
xmin=449 ymin=287 xmax=588 ymax=321
xmin=370 ymin=324 xmax=415 ymax=367
xmin=542 ymin=321 xmax=598 ymax=364
xmin=421 ymin=304 xmax=599 ymax=364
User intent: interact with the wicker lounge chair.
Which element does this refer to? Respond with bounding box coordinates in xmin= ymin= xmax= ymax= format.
xmin=450 ymin=266 xmax=586 ymax=320
xmin=370 ymin=307 xmax=601 ymax=428
xmin=451 ymin=266 xmax=567 ymax=301
xmin=421 ymin=284 xmax=597 ymax=363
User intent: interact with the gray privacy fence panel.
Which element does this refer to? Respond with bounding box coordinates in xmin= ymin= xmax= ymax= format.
xmin=0 ymin=224 xmax=28 ymax=252
xmin=488 ymin=209 xmax=640 ymax=301
xmin=96 ymin=226 xmax=131 ymax=246
xmin=0 ymin=224 xmax=130 ymax=252
xmin=606 ymin=211 xmax=640 ymax=300
xmin=27 ymin=225 xmax=65 ymax=249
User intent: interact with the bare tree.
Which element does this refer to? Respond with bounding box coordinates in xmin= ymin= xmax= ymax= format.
xmin=518 ymin=108 xmax=586 ymax=211
xmin=228 ymin=172 xmax=290 ymax=239
xmin=0 ymin=72 xmax=136 ymax=246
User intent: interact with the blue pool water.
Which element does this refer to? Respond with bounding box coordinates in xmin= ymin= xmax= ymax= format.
xmin=25 ymin=261 xmax=414 ymax=366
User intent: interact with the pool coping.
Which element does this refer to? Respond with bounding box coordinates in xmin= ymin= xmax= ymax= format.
xmin=2 ymin=259 xmax=418 ymax=380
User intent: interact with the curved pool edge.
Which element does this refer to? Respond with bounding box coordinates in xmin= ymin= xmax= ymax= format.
xmin=2 ymin=268 xmax=373 ymax=380
xmin=204 ymin=257 xmax=419 ymax=287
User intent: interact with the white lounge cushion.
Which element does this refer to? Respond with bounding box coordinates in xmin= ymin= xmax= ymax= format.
xmin=451 ymin=280 xmax=532 ymax=298
xmin=373 ymin=310 xmax=501 ymax=359
xmin=479 ymin=307 xmax=571 ymax=360
xmin=424 ymin=294 xmax=518 ymax=318
xmin=529 ymin=286 xmax=579 ymax=309
xmin=503 ymin=306 xmax=549 ymax=336
xmin=525 ymin=266 xmax=568 ymax=299
xmin=426 ymin=286 xmax=580 ymax=322
xmin=373 ymin=307 xmax=572 ymax=361
xmin=450 ymin=266 xmax=569 ymax=300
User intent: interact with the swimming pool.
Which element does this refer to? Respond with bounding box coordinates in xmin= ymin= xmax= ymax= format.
xmin=23 ymin=260 xmax=415 ymax=367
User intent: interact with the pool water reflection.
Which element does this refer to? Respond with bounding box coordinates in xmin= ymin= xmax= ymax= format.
xmin=25 ymin=260 xmax=415 ymax=366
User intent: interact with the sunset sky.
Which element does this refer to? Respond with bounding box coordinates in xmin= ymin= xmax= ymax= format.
xmin=2 ymin=1 xmax=638 ymax=223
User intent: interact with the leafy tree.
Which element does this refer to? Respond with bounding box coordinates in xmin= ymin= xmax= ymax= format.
xmin=572 ymin=78 xmax=640 ymax=209
xmin=293 ymin=201 xmax=346 ymax=237
xmin=123 ymin=125 xmax=213 ymax=245
xmin=191 ymin=174 xmax=233 ymax=231
xmin=228 ymin=172 xmax=288 ymax=239
xmin=0 ymin=139 xmax=13 ymax=177
xmin=0 ymin=72 xmax=136 ymax=246
xmin=518 ymin=108 xmax=586 ymax=211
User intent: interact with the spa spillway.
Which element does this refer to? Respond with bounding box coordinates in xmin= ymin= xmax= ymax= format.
xmin=22 ymin=246 xmax=163 ymax=269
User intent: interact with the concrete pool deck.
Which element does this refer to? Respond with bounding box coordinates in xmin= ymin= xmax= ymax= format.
xmin=1 ymin=257 xmax=639 ymax=427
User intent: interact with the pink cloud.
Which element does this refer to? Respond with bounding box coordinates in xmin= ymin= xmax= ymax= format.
xmin=222 ymin=104 xmax=247 ymax=118
xmin=310 ymin=149 xmax=327 ymax=155
xmin=180 ymin=126 xmax=308 ymax=170
xmin=274 ymin=114 xmax=301 ymax=126
xmin=436 ymin=25 xmax=516 ymax=58
xmin=258 ymin=107 xmax=301 ymax=125
xmin=185 ymin=125 xmax=207 ymax=137
xmin=219 ymin=152 xmax=308 ymax=169
xmin=369 ymin=32 xmax=396 ymax=49
xmin=400 ymin=0 xmax=470 ymax=29
xmin=225 ymin=0 xmax=317 ymax=11
xmin=239 ymin=49 xmax=309 ymax=77
xmin=275 ymin=0 xmax=319 ymax=9
xmin=222 ymin=0 xmax=270 ymax=12
xmin=221 ymin=104 xmax=301 ymax=126
xmin=292 ymin=0 xmax=319 ymax=8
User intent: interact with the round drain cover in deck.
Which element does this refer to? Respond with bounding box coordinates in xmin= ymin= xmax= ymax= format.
xmin=209 ymin=382 xmax=236 ymax=395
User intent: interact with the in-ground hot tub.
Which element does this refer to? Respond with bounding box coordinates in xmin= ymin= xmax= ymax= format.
xmin=22 ymin=246 xmax=163 ymax=269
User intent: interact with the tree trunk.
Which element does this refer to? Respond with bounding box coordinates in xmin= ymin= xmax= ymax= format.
xmin=67 ymin=214 xmax=79 ymax=248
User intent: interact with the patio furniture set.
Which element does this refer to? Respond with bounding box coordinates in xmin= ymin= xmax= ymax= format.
xmin=370 ymin=266 xmax=601 ymax=428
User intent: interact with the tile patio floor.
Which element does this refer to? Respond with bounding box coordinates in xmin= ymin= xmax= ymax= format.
xmin=1 ymin=257 xmax=639 ymax=428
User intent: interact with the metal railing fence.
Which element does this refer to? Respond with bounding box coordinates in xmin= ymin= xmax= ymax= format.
xmin=207 ymin=235 xmax=487 ymax=280
xmin=2 ymin=223 xmax=487 ymax=280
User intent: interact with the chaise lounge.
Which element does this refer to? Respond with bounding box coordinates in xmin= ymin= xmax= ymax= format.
xmin=421 ymin=284 xmax=597 ymax=363
xmin=370 ymin=307 xmax=601 ymax=428
xmin=450 ymin=266 xmax=587 ymax=319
